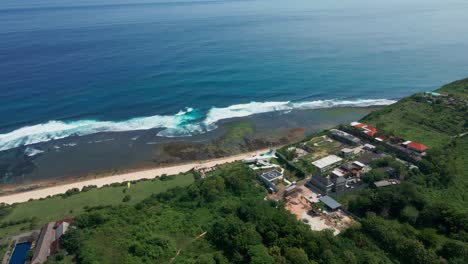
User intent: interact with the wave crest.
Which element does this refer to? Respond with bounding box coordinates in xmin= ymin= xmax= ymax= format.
xmin=0 ymin=99 xmax=395 ymax=151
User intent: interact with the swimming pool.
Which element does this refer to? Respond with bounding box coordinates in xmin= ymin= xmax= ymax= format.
xmin=9 ymin=242 xmax=32 ymax=264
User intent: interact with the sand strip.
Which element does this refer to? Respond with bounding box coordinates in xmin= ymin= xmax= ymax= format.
xmin=0 ymin=149 xmax=269 ymax=205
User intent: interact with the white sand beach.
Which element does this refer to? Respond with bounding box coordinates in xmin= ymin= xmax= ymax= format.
xmin=0 ymin=149 xmax=269 ymax=205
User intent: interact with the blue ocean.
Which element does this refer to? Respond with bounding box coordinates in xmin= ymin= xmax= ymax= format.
xmin=1 ymin=0 xmax=468 ymax=151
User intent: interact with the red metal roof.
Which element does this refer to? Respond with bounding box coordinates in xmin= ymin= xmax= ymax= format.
xmin=365 ymin=125 xmax=377 ymax=133
xmin=353 ymin=123 xmax=366 ymax=128
xmin=406 ymin=142 xmax=428 ymax=152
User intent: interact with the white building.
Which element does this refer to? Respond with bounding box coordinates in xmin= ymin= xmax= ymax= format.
xmin=312 ymin=155 xmax=343 ymax=173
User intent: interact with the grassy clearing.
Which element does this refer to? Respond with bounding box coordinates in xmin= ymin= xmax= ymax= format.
xmin=0 ymin=173 xmax=194 ymax=238
xmin=436 ymin=77 xmax=468 ymax=99
xmin=361 ymin=96 xmax=464 ymax=148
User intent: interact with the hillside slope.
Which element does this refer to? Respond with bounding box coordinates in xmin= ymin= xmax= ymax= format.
xmin=361 ymin=78 xmax=467 ymax=148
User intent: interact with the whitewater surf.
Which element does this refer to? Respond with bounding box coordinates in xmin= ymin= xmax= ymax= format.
xmin=0 ymin=99 xmax=395 ymax=151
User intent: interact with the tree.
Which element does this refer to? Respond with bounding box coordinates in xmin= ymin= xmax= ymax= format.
xmin=284 ymin=247 xmax=310 ymax=264
xmin=248 ymin=245 xmax=274 ymax=264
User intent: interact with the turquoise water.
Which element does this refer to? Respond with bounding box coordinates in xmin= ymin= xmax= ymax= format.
xmin=1 ymin=0 xmax=468 ymax=150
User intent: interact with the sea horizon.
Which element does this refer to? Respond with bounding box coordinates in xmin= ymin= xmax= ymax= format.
xmin=2 ymin=0 xmax=468 ymax=151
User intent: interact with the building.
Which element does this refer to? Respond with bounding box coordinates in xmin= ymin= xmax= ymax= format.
xmin=54 ymin=222 xmax=70 ymax=241
xmin=258 ymin=170 xmax=284 ymax=193
xmin=375 ymin=136 xmax=385 ymax=142
xmin=372 ymin=179 xmax=401 ymax=188
xmin=332 ymin=175 xmax=347 ymax=193
xmin=330 ymin=129 xmax=361 ymax=145
xmin=312 ymin=155 xmax=343 ymax=173
xmin=308 ymin=174 xmax=333 ymax=195
xmin=402 ymin=141 xmax=428 ymax=153
xmin=31 ymin=219 xmax=74 ymax=264
xmin=32 ymin=223 xmax=55 ymax=264
xmin=351 ymin=122 xmax=378 ymax=137
xmin=284 ymin=184 xmax=299 ymax=196
xmin=363 ymin=143 xmax=376 ymax=151
xmin=260 ymin=170 xmax=283 ymax=182
xmin=352 ymin=161 xmax=366 ymax=169
xmin=319 ymin=196 xmax=342 ymax=211
xmin=340 ymin=148 xmax=354 ymax=158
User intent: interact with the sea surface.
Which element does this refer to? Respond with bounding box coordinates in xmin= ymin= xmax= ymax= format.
xmin=1 ymin=0 xmax=468 ymax=151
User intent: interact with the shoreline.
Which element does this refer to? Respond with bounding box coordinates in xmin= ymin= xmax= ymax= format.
xmin=0 ymin=148 xmax=270 ymax=205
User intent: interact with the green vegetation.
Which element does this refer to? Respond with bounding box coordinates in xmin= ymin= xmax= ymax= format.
xmin=437 ymin=77 xmax=468 ymax=98
xmin=0 ymin=172 xmax=194 ymax=237
xmin=1 ymin=79 xmax=467 ymax=263
xmin=362 ymin=79 xmax=467 ymax=148
xmin=58 ymin=163 xmax=404 ymax=263
xmin=0 ymin=242 xmax=8 ymax=261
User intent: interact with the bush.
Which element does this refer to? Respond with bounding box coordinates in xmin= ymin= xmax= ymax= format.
xmin=123 ymin=195 xmax=132 ymax=203
xmin=63 ymin=188 xmax=80 ymax=198
xmin=81 ymin=185 xmax=97 ymax=192
xmin=160 ymin=174 xmax=175 ymax=181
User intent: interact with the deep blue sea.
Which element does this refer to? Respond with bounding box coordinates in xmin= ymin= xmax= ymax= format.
xmin=1 ymin=0 xmax=468 ymax=151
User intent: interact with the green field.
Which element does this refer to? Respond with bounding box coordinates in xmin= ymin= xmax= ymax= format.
xmin=437 ymin=77 xmax=468 ymax=99
xmin=0 ymin=173 xmax=195 ymax=238
xmin=362 ymin=97 xmax=465 ymax=148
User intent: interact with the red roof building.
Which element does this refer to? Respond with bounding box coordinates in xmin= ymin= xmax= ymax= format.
xmin=353 ymin=123 xmax=366 ymax=128
xmin=405 ymin=142 xmax=428 ymax=152
xmin=375 ymin=136 xmax=385 ymax=142
xmin=351 ymin=122 xmax=378 ymax=137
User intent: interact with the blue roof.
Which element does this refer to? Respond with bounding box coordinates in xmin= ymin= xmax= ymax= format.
xmin=319 ymin=196 xmax=341 ymax=210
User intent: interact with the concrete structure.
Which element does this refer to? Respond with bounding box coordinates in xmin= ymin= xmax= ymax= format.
xmin=312 ymin=155 xmax=343 ymax=173
xmin=340 ymin=148 xmax=354 ymax=157
xmin=308 ymin=175 xmax=333 ymax=195
xmin=333 ymin=176 xmax=347 ymax=193
xmin=373 ymin=179 xmax=401 ymax=188
xmin=364 ymin=143 xmax=376 ymax=151
xmin=54 ymin=222 xmax=69 ymax=241
xmin=260 ymin=170 xmax=283 ymax=182
xmin=258 ymin=169 xmax=283 ymax=193
xmin=32 ymin=223 xmax=55 ymax=264
xmin=284 ymin=184 xmax=298 ymax=196
xmin=352 ymin=161 xmax=366 ymax=169
xmin=319 ymin=196 xmax=342 ymax=211
xmin=330 ymin=129 xmax=361 ymax=145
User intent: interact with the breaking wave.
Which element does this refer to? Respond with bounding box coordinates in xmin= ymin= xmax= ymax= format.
xmin=0 ymin=99 xmax=395 ymax=151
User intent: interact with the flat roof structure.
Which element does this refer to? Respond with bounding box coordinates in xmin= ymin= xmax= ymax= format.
xmin=373 ymin=179 xmax=400 ymax=188
xmin=331 ymin=169 xmax=345 ymax=177
xmin=330 ymin=129 xmax=361 ymax=145
xmin=312 ymin=155 xmax=343 ymax=170
xmin=260 ymin=170 xmax=283 ymax=182
xmin=341 ymin=148 xmax=353 ymax=153
xmin=319 ymin=196 xmax=342 ymax=210
xmin=364 ymin=143 xmax=376 ymax=150
xmin=353 ymin=161 xmax=366 ymax=168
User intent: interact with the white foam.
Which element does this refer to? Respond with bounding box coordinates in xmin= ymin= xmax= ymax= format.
xmin=0 ymin=108 xmax=198 ymax=151
xmin=24 ymin=147 xmax=44 ymax=157
xmin=0 ymin=99 xmax=395 ymax=151
xmin=203 ymin=98 xmax=396 ymax=127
